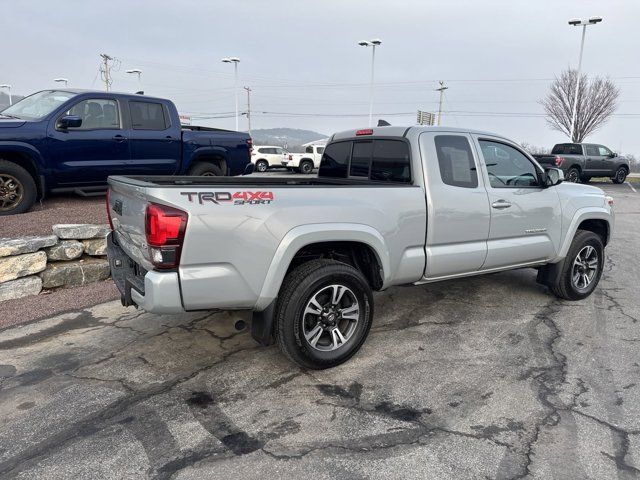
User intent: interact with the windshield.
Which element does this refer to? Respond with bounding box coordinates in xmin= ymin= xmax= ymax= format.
xmin=1 ymin=90 xmax=77 ymax=120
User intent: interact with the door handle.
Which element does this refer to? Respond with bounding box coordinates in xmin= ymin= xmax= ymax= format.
xmin=492 ymin=200 xmax=512 ymax=209
xmin=165 ymin=136 xmax=176 ymax=142
xmin=113 ymin=135 xmax=127 ymax=142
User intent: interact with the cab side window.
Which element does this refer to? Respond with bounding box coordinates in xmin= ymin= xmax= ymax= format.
xmin=64 ymin=99 xmax=120 ymax=130
xmin=585 ymin=145 xmax=599 ymax=156
xmin=130 ymin=101 xmax=168 ymax=130
xmin=320 ymin=141 xmax=351 ymax=178
xmin=434 ymin=135 xmax=478 ymax=188
xmin=598 ymin=145 xmax=612 ymax=156
xmin=480 ymin=140 xmax=540 ymax=188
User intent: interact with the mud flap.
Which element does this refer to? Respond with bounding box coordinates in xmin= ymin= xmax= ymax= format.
xmin=536 ymin=260 xmax=564 ymax=288
xmin=251 ymin=301 xmax=276 ymax=346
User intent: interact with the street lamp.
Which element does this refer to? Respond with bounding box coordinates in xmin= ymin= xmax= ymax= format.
xmin=222 ymin=57 xmax=241 ymax=131
xmin=568 ymin=16 xmax=602 ymax=142
xmin=125 ymin=69 xmax=143 ymax=92
xmin=358 ymin=38 xmax=381 ymax=127
xmin=54 ymin=78 xmax=69 ymax=88
xmin=0 ymin=84 xmax=12 ymax=106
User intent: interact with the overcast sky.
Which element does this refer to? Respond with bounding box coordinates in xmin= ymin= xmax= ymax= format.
xmin=3 ymin=0 xmax=640 ymax=153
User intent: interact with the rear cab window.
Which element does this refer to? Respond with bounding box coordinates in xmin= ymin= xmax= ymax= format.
xmin=551 ymin=143 xmax=583 ymax=155
xmin=319 ymin=138 xmax=411 ymax=183
xmin=129 ymin=101 xmax=168 ymax=130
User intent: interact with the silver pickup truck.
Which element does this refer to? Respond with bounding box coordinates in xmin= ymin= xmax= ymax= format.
xmin=107 ymin=126 xmax=614 ymax=369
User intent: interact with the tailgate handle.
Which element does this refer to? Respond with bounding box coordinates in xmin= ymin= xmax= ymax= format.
xmin=492 ymin=200 xmax=512 ymax=209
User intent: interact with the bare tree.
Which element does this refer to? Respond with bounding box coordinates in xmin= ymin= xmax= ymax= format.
xmin=520 ymin=142 xmax=550 ymax=155
xmin=540 ymin=69 xmax=619 ymax=143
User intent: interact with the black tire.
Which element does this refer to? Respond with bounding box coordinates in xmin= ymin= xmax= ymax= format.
xmin=0 ymin=159 xmax=37 ymax=216
xmin=255 ymin=160 xmax=269 ymax=173
xmin=550 ymin=230 xmax=604 ymax=301
xmin=299 ymin=160 xmax=314 ymax=175
xmin=187 ymin=162 xmax=224 ymax=176
xmin=612 ymin=167 xmax=628 ymax=184
xmin=275 ymin=259 xmax=374 ymax=369
xmin=566 ymin=167 xmax=580 ymax=183
xmin=580 ymin=175 xmax=591 ymax=183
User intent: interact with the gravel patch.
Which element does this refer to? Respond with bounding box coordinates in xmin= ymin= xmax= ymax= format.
xmin=0 ymin=194 xmax=107 ymax=238
xmin=0 ymin=280 xmax=119 ymax=330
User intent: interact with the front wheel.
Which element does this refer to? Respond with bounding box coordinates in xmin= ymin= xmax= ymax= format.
xmin=612 ymin=167 xmax=627 ymax=184
xmin=0 ymin=160 xmax=37 ymax=216
xmin=550 ymin=230 xmax=604 ymax=300
xmin=275 ymin=259 xmax=373 ymax=369
xmin=255 ymin=160 xmax=269 ymax=173
xmin=566 ymin=167 xmax=580 ymax=183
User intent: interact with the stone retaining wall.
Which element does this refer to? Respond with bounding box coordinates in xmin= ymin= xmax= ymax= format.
xmin=0 ymin=224 xmax=111 ymax=302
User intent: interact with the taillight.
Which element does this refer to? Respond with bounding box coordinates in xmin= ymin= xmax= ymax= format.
xmin=246 ymin=138 xmax=253 ymax=156
xmin=106 ymin=189 xmax=114 ymax=230
xmin=145 ymin=203 xmax=188 ymax=269
xmin=288 ymin=154 xmax=292 ymax=160
xmin=554 ymin=156 xmax=563 ymax=167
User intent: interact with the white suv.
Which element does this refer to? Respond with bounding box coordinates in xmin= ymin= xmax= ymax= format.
xmin=251 ymin=146 xmax=287 ymax=172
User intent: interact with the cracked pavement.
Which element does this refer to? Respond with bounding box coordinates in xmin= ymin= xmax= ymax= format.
xmin=0 ymin=182 xmax=638 ymax=479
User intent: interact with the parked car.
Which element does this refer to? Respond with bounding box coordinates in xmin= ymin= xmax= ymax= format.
xmin=532 ymin=143 xmax=630 ymax=184
xmin=282 ymin=144 xmax=325 ymax=174
xmin=251 ymin=145 xmax=287 ymax=172
xmin=0 ymin=89 xmax=252 ymax=215
xmin=107 ymin=126 xmax=614 ymax=369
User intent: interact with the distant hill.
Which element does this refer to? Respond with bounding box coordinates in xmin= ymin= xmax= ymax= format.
xmin=251 ymin=128 xmax=327 ymax=152
xmin=0 ymin=92 xmax=24 ymax=110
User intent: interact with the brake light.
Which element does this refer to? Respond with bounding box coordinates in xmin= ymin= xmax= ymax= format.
xmin=145 ymin=203 xmax=188 ymax=269
xmin=356 ymin=128 xmax=373 ymax=136
xmin=106 ymin=189 xmax=114 ymax=230
xmin=246 ymin=138 xmax=253 ymax=156
xmin=554 ymin=156 xmax=563 ymax=167
xmin=289 ymin=154 xmax=292 ymax=160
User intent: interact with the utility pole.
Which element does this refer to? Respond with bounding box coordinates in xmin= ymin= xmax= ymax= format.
xmin=436 ymin=81 xmax=448 ymax=126
xmin=100 ymin=54 xmax=113 ymax=91
xmin=244 ymin=86 xmax=252 ymax=136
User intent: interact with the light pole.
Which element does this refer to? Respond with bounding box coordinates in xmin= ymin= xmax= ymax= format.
xmin=125 ymin=69 xmax=143 ymax=92
xmin=568 ymin=16 xmax=602 ymax=142
xmin=0 ymin=84 xmax=12 ymax=106
xmin=358 ymin=39 xmax=381 ymax=127
xmin=222 ymin=57 xmax=241 ymax=131
xmin=54 ymin=78 xmax=69 ymax=88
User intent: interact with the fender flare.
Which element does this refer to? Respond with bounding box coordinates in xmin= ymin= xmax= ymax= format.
xmin=0 ymin=141 xmax=46 ymax=171
xmin=186 ymin=146 xmax=229 ymax=171
xmin=554 ymin=206 xmax=612 ymax=261
xmin=253 ymin=223 xmax=390 ymax=311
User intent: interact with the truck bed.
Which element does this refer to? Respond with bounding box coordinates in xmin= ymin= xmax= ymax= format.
xmin=108 ymin=175 xmax=413 ymax=188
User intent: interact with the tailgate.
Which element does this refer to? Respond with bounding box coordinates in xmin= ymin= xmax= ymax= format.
xmin=534 ymin=155 xmax=557 ymax=167
xmin=107 ymin=177 xmax=153 ymax=271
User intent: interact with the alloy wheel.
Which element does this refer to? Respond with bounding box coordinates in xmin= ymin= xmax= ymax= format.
xmin=571 ymin=245 xmax=598 ymax=291
xmin=0 ymin=174 xmax=24 ymax=212
xmin=302 ymin=284 xmax=360 ymax=352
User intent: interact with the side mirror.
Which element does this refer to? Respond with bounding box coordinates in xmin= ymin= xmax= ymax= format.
xmin=609 ymin=152 xmax=617 ymax=158
xmin=57 ymin=115 xmax=82 ymax=130
xmin=544 ymin=167 xmax=564 ymax=187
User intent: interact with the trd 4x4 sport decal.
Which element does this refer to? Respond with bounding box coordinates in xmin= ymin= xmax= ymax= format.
xmin=180 ymin=191 xmax=274 ymax=205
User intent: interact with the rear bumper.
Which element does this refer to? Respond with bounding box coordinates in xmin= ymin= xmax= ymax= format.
xmin=107 ymin=233 xmax=185 ymax=314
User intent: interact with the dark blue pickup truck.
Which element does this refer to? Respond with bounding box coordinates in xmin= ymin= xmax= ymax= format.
xmin=0 ymin=89 xmax=252 ymax=215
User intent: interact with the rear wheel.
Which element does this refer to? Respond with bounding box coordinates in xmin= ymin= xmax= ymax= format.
xmin=566 ymin=167 xmax=580 ymax=183
xmin=187 ymin=162 xmax=223 ymax=176
xmin=0 ymin=160 xmax=37 ymax=216
xmin=612 ymin=167 xmax=627 ymax=184
xmin=255 ymin=160 xmax=269 ymax=173
xmin=299 ymin=160 xmax=314 ymax=175
xmin=275 ymin=259 xmax=373 ymax=369
xmin=550 ymin=230 xmax=603 ymax=300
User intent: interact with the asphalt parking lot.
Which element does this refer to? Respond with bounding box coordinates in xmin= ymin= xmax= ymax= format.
xmin=0 ymin=181 xmax=638 ymax=479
